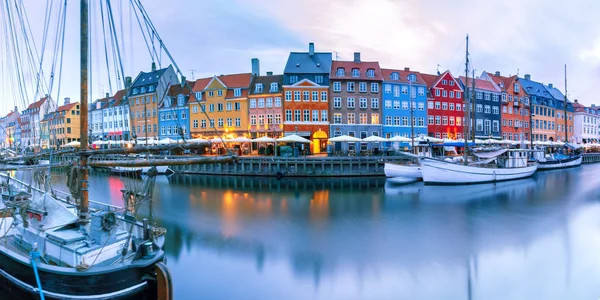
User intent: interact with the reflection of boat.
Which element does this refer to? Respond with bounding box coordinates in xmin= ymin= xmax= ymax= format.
xmin=421 ymin=149 xmax=538 ymax=184
xmin=110 ymin=166 xmax=143 ymax=177
xmin=141 ymin=165 xmax=174 ymax=175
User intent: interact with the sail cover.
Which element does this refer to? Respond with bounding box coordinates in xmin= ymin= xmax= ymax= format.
xmin=473 ymin=149 xmax=508 ymax=159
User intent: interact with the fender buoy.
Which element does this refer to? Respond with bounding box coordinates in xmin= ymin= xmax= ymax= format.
xmin=276 ymin=172 xmax=283 ymax=179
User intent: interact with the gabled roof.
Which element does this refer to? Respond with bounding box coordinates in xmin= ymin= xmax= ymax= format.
xmin=191 ymin=77 xmax=213 ymax=93
xmin=249 ymin=74 xmax=284 ymax=95
xmin=430 ymin=70 xmax=463 ymax=91
xmin=458 ymin=76 xmax=501 ymax=92
xmin=572 ymin=101 xmax=586 ymax=112
xmin=284 ymin=52 xmax=332 ymax=75
xmin=518 ymin=76 xmax=553 ymax=98
xmin=381 ymin=68 xmax=427 ymax=85
xmin=27 ymin=97 xmax=48 ymax=110
xmin=420 ymin=73 xmax=439 ymax=88
xmin=56 ymin=102 xmax=78 ymax=112
xmin=330 ymin=60 xmax=382 ymax=80
xmin=545 ymin=84 xmax=566 ymax=101
xmin=131 ymin=67 xmax=169 ymax=89
xmin=219 ymin=73 xmax=252 ymax=88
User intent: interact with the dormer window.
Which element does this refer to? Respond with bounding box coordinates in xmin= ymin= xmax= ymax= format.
xmin=165 ymin=97 xmax=171 ymax=108
xmin=270 ymin=82 xmax=278 ymax=92
xmin=255 ymin=84 xmax=264 ymax=93
xmin=141 ymin=87 xmax=147 ymax=93
xmin=514 ymin=83 xmax=519 ymax=92
xmin=366 ymin=69 xmax=375 ymax=78
xmin=336 ymin=68 xmax=345 ymax=77
xmin=391 ymin=72 xmax=399 ymax=80
xmin=409 ymin=74 xmax=417 ymax=82
xmin=234 ymin=88 xmax=242 ymax=97
xmin=195 ymin=92 xmax=202 ymax=100
xmin=352 ymin=68 xmax=360 ymax=77
xmin=178 ymin=95 xmax=184 ymax=106
xmin=149 ymin=85 xmax=155 ymax=92
xmin=133 ymin=88 xmax=139 ymax=94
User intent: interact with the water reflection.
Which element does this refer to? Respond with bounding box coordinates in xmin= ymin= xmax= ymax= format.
xmin=42 ymin=166 xmax=600 ymax=299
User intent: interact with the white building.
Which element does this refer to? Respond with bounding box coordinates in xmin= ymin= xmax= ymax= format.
xmin=89 ymin=96 xmax=108 ymax=141
xmin=20 ymin=96 xmax=57 ymax=149
xmin=572 ymin=100 xmax=599 ymax=143
xmin=101 ymin=89 xmax=131 ymax=141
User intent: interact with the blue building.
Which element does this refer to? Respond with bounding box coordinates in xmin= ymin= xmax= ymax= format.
xmin=158 ymin=84 xmax=191 ymax=140
xmin=381 ymin=68 xmax=428 ymax=138
xmin=459 ymin=76 xmax=502 ymax=139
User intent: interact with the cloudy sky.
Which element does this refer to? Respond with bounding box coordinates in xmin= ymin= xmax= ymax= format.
xmin=1 ymin=0 xmax=598 ymax=114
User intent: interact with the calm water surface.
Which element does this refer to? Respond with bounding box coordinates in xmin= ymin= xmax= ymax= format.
xmin=43 ymin=165 xmax=600 ymax=299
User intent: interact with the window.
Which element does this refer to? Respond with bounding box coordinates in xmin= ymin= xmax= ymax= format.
xmin=258 ymin=98 xmax=265 ymax=108
xmin=347 ymin=98 xmax=355 ymax=108
xmin=484 ymin=105 xmax=491 ymax=114
xmin=294 ymin=91 xmax=300 ymax=101
xmin=442 ymin=116 xmax=448 ymax=125
xmin=484 ymin=120 xmax=491 ymax=134
xmin=303 ymin=110 xmax=310 ymax=122
xmin=428 ymin=116 xmax=434 ymax=125
xmin=401 ymin=86 xmax=408 ymax=95
xmin=449 ymin=117 xmax=455 ymax=126
xmin=333 ymin=82 xmax=342 ymax=92
xmin=493 ymin=120 xmax=499 ymax=132
xmin=371 ymin=98 xmax=379 ymax=109
xmin=428 ymin=101 xmax=433 ymax=109
xmin=348 ymin=113 xmax=355 ymax=124
xmin=457 ymin=117 xmax=461 ymax=126
xmin=371 ymin=83 xmax=379 ymax=93
xmin=334 ymin=97 xmax=342 ymax=108
xmin=321 ymin=91 xmax=327 ymax=102
xmin=294 ymin=110 xmax=301 ymax=121
xmin=442 ymin=102 xmax=448 ymax=110
xmin=312 ymin=110 xmax=319 ymax=122
xmin=285 ymin=110 xmax=292 ymax=122
xmin=258 ymin=115 xmax=265 ymax=125
xmin=227 ymin=118 xmax=233 ymax=127
xmin=402 ymin=101 xmax=409 ymax=110
xmin=434 ymin=102 xmax=441 ymax=109
xmin=359 ymin=82 xmax=367 ymax=92
xmin=449 ymin=103 xmax=455 ymax=111
xmin=400 ymin=116 xmax=407 ymax=126
xmin=391 ymin=72 xmax=399 ymax=80
xmin=217 ymin=103 xmax=224 ymax=112
xmin=274 ymin=115 xmax=281 ymax=124
xmin=386 ymin=116 xmax=392 ymax=125
xmin=209 ymin=104 xmax=214 ymax=112
xmin=418 ymin=87 xmax=424 ymax=96
xmin=218 ymin=118 xmax=224 ymax=127
xmin=352 ymin=68 xmax=360 ymax=77
xmin=449 ymin=80 xmax=454 ymax=86
xmin=347 ymin=82 xmax=355 ymax=92
xmin=484 ymin=93 xmax=491 ymax=101
xmin=312 ymin=91 xmax=318 ymax=102
xmin=290 ymin=76 xmax=298 ymax=84
xmin=182 ymin=111 xmax=187 ymax=119
xmin=393 ymin=100 xmax=400 ymax=109
xmin=384 ymin=84 xmax=391 ymax=93
xmin=303 ymin=91 xmax=310 ymax=101
xmin=275 ymin=97 xmax=281 ymax=107
xmin=442 ymin=80 xmax=448 ymax=85
xmin=336 ymin=68 xmax=345 ymax=77
xmin=416 ymin=102 xmax=423 ymax=111
xmin=372 ymin=113 xmax=379 ymax=124
xmin=435 ymin=116 xmax=441 ymax=125
xmin=321 ymin=110 xmax=328 ymax=122
xmin=449 ymin=91 xmax=454 ymax=98
xmin=476 ymin=104 xmax=483 ymax=113
xmin=217 ymin=90 xmax=223 ymax=97
xmin=250 ymin=115 xmax=257 ymax=125
xmin=358 ymin=113 xmax=367 ymax=124
xmin=315 ymin=76 xmax=324 ymax=84
xmin=235 ymin=102 xmax=241 ymax=111
xmin=514 ymin=83 xmax=520 ymax=92
xmin=442 ymin=90 xmax=447 ymax=97
xmin=393 ymin=86 xmax=400 ymax=97
xmin=334 ymin=113 xmax=342 ymax=124
xmin=360 ymin=98 xmax=368 ymax=108
xmin=476 ymin=119 xmax=483 ymax=132
xmin=367 ymin=69 xmax=375 ymax=78
xmin=285 ymin=91 xmax=292 ymax=101
xmin=226 ymin=102 xmax=232 ymax=111
xmin=418 ymin=117 xmax=424 ymax=126
xmin=492 ymin=106 xmax=499 ymax=114
xmin=435 ymin=89 xmax=440 ymax=97
xmin=208 ymin=91 xmax=214 ymax=97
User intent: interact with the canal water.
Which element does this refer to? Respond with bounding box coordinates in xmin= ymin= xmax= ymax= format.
xmin=41 ymin=164 xmax=600 ymax=299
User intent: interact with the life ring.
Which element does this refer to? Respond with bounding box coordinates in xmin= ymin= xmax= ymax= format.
xmin=102 ymin=212 xmax=117 ymax=231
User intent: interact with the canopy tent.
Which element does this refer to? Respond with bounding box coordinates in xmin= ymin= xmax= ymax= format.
xmin=63 ymin=141 xmax=80 ymax=148
xmin=473 ymin=149 xmax=508 ymax=159
xmin=210 ymin=137 xmax=230 ymax=143
xmin=251 ymin=136 xmax=276 ymax=143
xmin=187 ymin=138 xmax=209 ymax=144
xmin=276 ymin=134 xmax=311 ymax=143
xmin=565 ymin=143 xmax=582 ymax=150
xmin=92 ymin=140 xmax=106 ymax=145
xmin=329 ymin=135 xmax=362 ymax=142
xmin=387 ymin=135 xmax=411 ymax=142
xmin=159 ymin=138 xmax=175 ymax=145
xmin=230 ymin=137 xmax=251 ymax=143
xmin=361 ymin=135 xmax=388 ymax=142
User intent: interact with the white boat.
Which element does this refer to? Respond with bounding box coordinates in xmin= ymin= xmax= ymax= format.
xmin=536 ymin=155 xmax=582 ymax=170
xmin=421 ymin=149 xmax=538 ymax=185
xmin=141 ymin=165 xmax=174 ymax=175
xmin=38 ymin=159 xmax=50 ymax=165
xmin=109 ymin=166 xmax=143 ymax=177
xmin=384 ymin=163 xmax=422 ymax=180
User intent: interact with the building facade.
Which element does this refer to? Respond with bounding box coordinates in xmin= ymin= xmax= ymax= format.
xmin=0 ymin=108 xmax=19 ymax=148
xmin=282 ymin=42 xmax=332 ymax=154
xmin=101 ymin=89 xmax=131 ymax=141
xmin=158 ymin=84 xmax=191 ymax=140
xmin=89 ymin=97 xmax=108 ymax=141
xmin=423 ymin=71 xmax=464 ymax=140
xmin=573 ymin=100 xmax=599 ymax=143
xmin=248 ymin=72 xmax=284 ymax=138
xmin=381 ymin=68 xmax=428 ymax=139
xmin=459 ymin=76 xmax=502 ymax=139
xmin=544 ymin=83 xmax=574 ymax=142
xmin=20 ymin=96 xmax=57 ymax=149
xmin=189 ymin=73 xmax=252 ymax=139
xmin=46 ymin=100 xmax=81 ymax=148
xmin=329 ymin=53 xmax=382 ymax=152
xmin=518 ymin=74 xmax=558 ymax=142
xmin=128 ymin=64 xmax=178 ymax=141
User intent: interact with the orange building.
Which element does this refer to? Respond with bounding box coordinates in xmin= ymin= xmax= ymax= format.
xmin=483 ymin=72 xmax=530 ymax=142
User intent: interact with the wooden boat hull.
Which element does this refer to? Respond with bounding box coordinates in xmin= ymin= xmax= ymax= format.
xmin=537 ymin=156 xmax=582 ymax=170
xmin=0 ymin=246 xmax=166 ymax=299
xmin=421 ymin=159 xmax=538 ymax=185
xmin=384 ymin=163 xmax=422 ymax=180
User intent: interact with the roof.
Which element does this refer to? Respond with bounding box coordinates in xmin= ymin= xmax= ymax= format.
xmin=381 ymin=68 xmax=427 ymax=85
xmin=458 ymin=76 xmax=501 ymax=92
xmin=572 ymin=101 xmax=586 ymax=112
xmin=191 ymin=77 xmax=212 ymax=92
xmin=131 ymin=67 xmax=169 ymax=89
xmin=420 ymin=73 xmax=439 ymax=88
xmin=545 ymin=84 xmax=566 ymax=101
xmin=56 ymin=102 xmax=78 ymax=112
xmin=159 ymin=84 xmax=192 ymax=108
xmin=518 ymin=76 xmax=553 ymax=98
xmin=283 ymin=52 xmax=332 ymax=75
xmin=27 ymin=97 xmax=47 ymax=110
xmin=330 ymin=60 xmax=382 ymax=80
xmin=249 ymin=74 xmax=284 ymax=95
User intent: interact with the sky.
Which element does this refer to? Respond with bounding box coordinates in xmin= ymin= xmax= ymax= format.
xmin=1 ymin=0 xmax=599 ymax=116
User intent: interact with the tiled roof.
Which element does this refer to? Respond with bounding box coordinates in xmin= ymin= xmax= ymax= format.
xmin=159 ymin=84 xmax=192 ymax=108
xmin=572 ymin=101 xmax=586 ymax=112
xmin=420 ymin=73 xmax=440 ymax=88
xmin=191 ymin=77 xmax=212 ymax=93
xmin=219 ymin=73 xmax=252 ymax=88
xmin=57 ymin=102 xmax=78 ymax=112
xmin=518 ymin=76 xmax=552 ymax=98
xmin=27 ymin=97 xmax=47 ymax=110
xmin=545 ymin=84 xmax=566 ymax=101
xmin=284 ymin=52 xmax=332 ymax=74
xmin=458 ymin=76 xmax=501 ymax=92
xmin=249 ymin=74 xmax=284 ymax=95
xmin=131 ymin=67 xmax=169 ymax=89
xmin=381 ymin=68 xmax=427 ymax=85
xmin=331 ymin=61 xmax=382 ymax=80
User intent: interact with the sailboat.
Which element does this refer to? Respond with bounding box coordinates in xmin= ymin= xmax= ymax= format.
xmin=420 ymin=35 xmax=538 ymax=185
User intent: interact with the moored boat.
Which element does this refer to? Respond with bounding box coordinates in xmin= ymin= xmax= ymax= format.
xmin=536 ymin=155 xmax=582 ymax=170
xmin=384 ymin=163 xmax=422 ymax=180
xmin=109 ymin=166 xmax=143 ymax=177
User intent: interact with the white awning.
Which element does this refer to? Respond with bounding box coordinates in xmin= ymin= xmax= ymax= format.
xmin=473 ymin=149 xmax=508 ymax=159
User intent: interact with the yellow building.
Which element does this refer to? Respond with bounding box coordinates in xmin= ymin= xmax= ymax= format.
xmin=47 ymin=101 xmax=81 ymax=148
xmin=189 ymin=73 xmax=252 ymax=139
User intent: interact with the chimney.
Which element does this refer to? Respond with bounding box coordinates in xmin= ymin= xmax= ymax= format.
xmin=181 ymin=76 xmax=186 ymax=87
xmin=105 ymin=92 xmax=110 ymax=98
xmin=251 ymin=58 xmax=260 ymax=76
xmin=64 ymin=97 xmax=71 ymax=105
xmin=353 ymin=52 xmax=361 ymax=63
xmin=266 ymin=71 xmax=273 ymax=76
xmin=404 ymin=67 xmax=410 ymax=71
xmin=309 ymin=42 xmax=314 ymax=56
xmin=524 ymin=74 xmax=531 ymax=80
xmin=125 ymin=76 xmax=132 ymax=88
xmin=548 ymin=83 xmax=553 ymax=88
xmin=151 ymin=62 xmax=156 ymax=72
xmin=495 ymin=71 xmax=500 ymax=76
xmin=574 ymin=99 xmax=578 ymax=103
xmin=14 ymin=106 xmax=17 ymax=113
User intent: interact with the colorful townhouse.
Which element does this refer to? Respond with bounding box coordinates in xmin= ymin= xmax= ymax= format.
xmin=158 ymin=84 xmax=191 ymax=140
xmin=43 ymin=99 xmax=81 ymax=148
xmin=128 ymin=64 xmax=179 ymax=141
xmin=544 ymin=83 xmax=574 ymax=142
xmin=518 ymin=74 xmax=558 ymax=142
xmin=20 ymin=96 xmax=57 ymax=148
xmin=248 ymin=67 xmax=284 ymax=139
xmin=189 ymin=73 xmax=252 ymax=139
xmin=423 ymin=71 xmax=464 ymax=140
xmin=89 ymin=97 xmax=108 ymax=141
xmin=380 ymin=68 xmax=427 ymax=139
xmin=572 ymin=100 xmax=599 ymax=143
xmin=329 ymin=53 xmax=382 ymax=153
xmin=282 ymin=42 xmax=332 ymax=154
xmin=0 ymin=108 xmax=19 ymax=148
xmin=459 ymin=76 xmax=502 ymax=139
xmin=101 ymin=89 xmax=132 ymax=141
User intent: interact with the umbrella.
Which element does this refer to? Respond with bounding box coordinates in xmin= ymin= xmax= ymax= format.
xmin=188 ymin=138 xmax=209 ymax=144
xmin=159 ymin=138 xmax=174 ymax=145
xmin=64 ymin=141 xmax=80 ymax=148
xmin=329 ymin=135 xmax=362 ymax=142
xmin=251 ymin=136 xmax=276 ymax=143
xmin=276 ymin=134 xmax=311 ymax=143
xmin=362 ymin=135 xmax=388 ymax=142
xmin=387 ymin=135 xmax=411 ymax=142
xmin=92 ymin=140 xmax=106 ymax=145
xmin=230 ymin=137 xmax=251 ymax=143
xmin=210 ymin=137 xmax=229 ymax=143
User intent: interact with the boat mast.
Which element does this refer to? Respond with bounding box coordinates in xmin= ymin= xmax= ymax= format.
xmin=462 ymin=35 xmax=469 ymax=165
xmin=471 ymin=69 xmax=476 ymax=145
xmin=409 ymin=75 xmax=415 ymax=154
xmin=564 ymin=64 xmax=568 ymax=143
xmin=79 ymin=0 xmax=89 ymax=222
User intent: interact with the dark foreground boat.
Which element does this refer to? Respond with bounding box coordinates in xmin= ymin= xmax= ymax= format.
xmin=536 ymin=154 xmax=582 ymax=170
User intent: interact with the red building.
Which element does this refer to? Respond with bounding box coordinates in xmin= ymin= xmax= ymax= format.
xmin=423 ymin=71 xmax=465 ymax=139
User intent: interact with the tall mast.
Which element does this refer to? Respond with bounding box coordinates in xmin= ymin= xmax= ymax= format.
xmin=79 ymin=0 xmax=89 ymax=221
xmin=564 ymin=64 xmax=568 ymax=143
xmin=471 ymin=69 xmax=476 ymax=144
xmin=462 ymin=35 xmax=469 ymax=165
xmin=409 ymin=75 xmax=415 ymax=154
